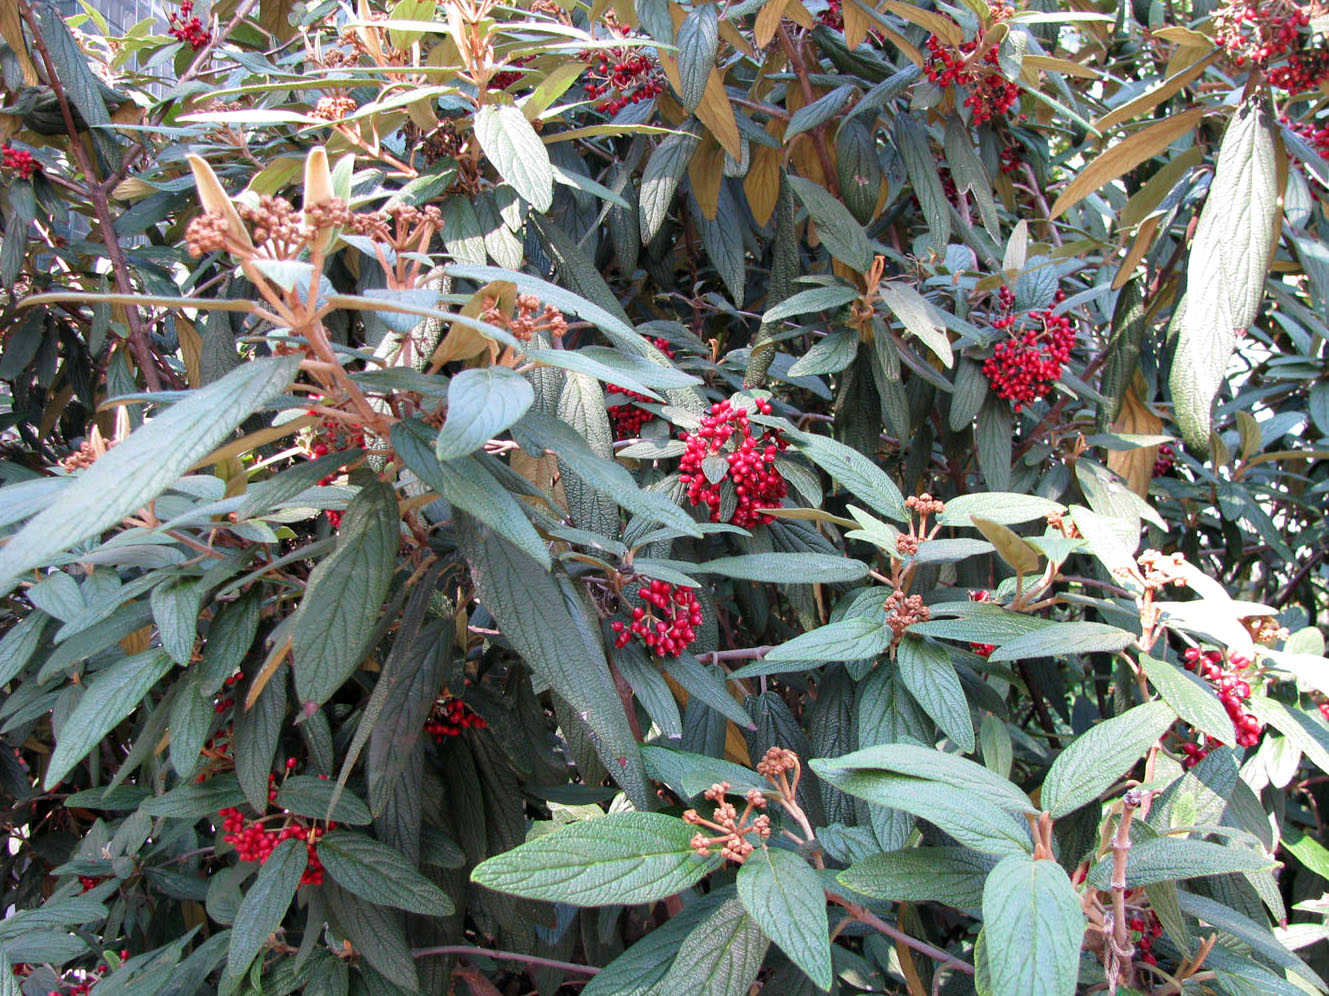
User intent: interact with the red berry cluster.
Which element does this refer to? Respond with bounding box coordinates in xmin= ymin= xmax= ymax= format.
xmin=218 ymin=765 xmax=331 ymax=886
xmin=490 ymin=56 xmax=533 ymax=91
xmin=815 ymin=0 xmax=882 ymax=38
xmin=1319 ymin=700 xmax=1329 ymax=723
xmin=967 ymin=590 xmax=997 ymax=658
xmin=1284 ymin=115 xmax=1329 ymax=159
xmin=610 ymin=580 xmax=703 ymax=657
xmin=999 ymin=145 xmax=1024 ymax=175
xmin=923 ymin=6 xmax=1020 ymax=125
xmin=1268 ymin=49 xmax=1329 ymax=91
xmin=1152 ymin=443 xmax=1177 ymax=478
xmin=213 ymin=670 xmax=242 ymax=714
xmin=607 ymin=337 xmax=674 ymax=440
xmin=982 ymin=294 xmax=1075 ymax=413
xmin=425 ymin=696 xmax=487 ymax=741
xmin=305 ymin=415 xmax=365 ymax=529
xmin=678 ymin=399 xmax=788 ymax=528
xmin=1213 ymin=0 xmax=1309 ymax=68
xmin=580 ymin=41 xmax=666 ymax=115
xmin=1182 ymin=648 xmax=1264 ymax=748
xmin=1126 ymin=902 xmax=1163 ymax=966
xmin=168 ymin=0 xmax=210 ymax=50
xmin=77 ymin=875 xmax=104 ymax=893
xmin=2 ymin=145 xmax=37 ymax=180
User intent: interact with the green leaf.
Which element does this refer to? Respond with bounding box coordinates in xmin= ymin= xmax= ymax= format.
xmin=1040 ymin=700 xmax=1175 ymax=818
xmin=291 ymin=481 xmax=399 ymax=708
xmin=810 ymin=766 xmax=1030 ymax=855
xmin=0 ymin=357 xmax=300 ymax=594
xmin=938 ymin=493 xmax=1067 ymax=528
xmin=1086 ymin=837 xmax=1275 ymax=889
xmin=456 ymin=514 xmax=650 ymax=807
xmin=394 ymin=419 xmax=551 ymax=569
xmin=896 ymin=636 xmax=975 ymax=752
xmin=317 ymin=831 xmax=453 ymax=915
xmin=0 ymin=611 xmax=48 ymax=686
xmin=640 ymin=744 xmax=766 ymax=799
xmin=434 ymin=366 xmax=534 ymax=460
xmin=785 ymin=428 xmax=906 ymax=521
xmin=471 ymin=812 xmax=718 ymax=905
xmin=140 ymin=775 xmax=246 ymax=820
xmin=985 ymin=622 xmax=1135 ymax=663
xmin=45 ymin=651 xmax=173 ymax=789
xmin=167 ymin=672 xmax=212 ymax=779
xmin=787 ymin=85 xmax=856 ymax=140
xmin=893 ymin=112 xmax=950 ymax=253
xmin=224 ymin=839 xmax=305 ymax=986
xmin=675 ymin=4 xmax=717 ymax=112
xmin=1247 ymin=697 xmax=1329 ymax=774
xmin=150 ymin=577 xmax=201 ymax=666
xmin=788 ymin=175 xmax=873 ymax=272
xmin=274 ymin=777 xmax=371 ymax=826
xmin=1178 ymin=891 xmax=1326 ymax=991
xmin=787 ymin=329 xmax=859 ymax=377
xmin=640 ymin=126 xmax=699 ymax=243
xmin=764 ymin=616 xmax=891 ymax=662
xmin=877 ymin=282 xmax=953 ymax=367
xmin=763 ymin=284 xmax=858 ymax=324
xmin=694 ymin=553 xmax=868 ymax=584
xmin=836 ymin=117 xmax=885 ymax=224
xmin=1171 ymin=95 xmax=1281 ymax=451
xmin=981 ymin=854 xmax=1084 ymax=996
xmin=661 ymin=653 xmax=754 ymax=728
xmin=737 ymin=847 xmax=833 ymax=991
xmin=658 ymin=897 xmax=770 ymax=996
xmin=473 ymin=104 xmax=553 ymax=211
xmin=1139 ymin=654 xmax=1236 ymax=744
xmin=839 ymin=847 xmax=993 ymax=908
xmin=814 ymin=742 xmax=1033 ymax=814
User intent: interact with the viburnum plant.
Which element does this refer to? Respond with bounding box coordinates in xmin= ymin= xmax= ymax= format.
xmin=0 ymin=0 xmax=1328 ymax=994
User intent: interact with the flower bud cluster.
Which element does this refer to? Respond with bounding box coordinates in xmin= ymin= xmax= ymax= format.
xmin=611 ymin=580 xmax=703 ymax=657
xmin=678 ymin=399 xmax=788 ymax=528
xmin=1182 ymin=648 xmax=1263 ymax=748
xmin=1152 ymin=443 xmax=1177 ymax=477
xmin=923 ymin=5 xmax=1020 ymax=125
xmin=478 ymin=292 xmax=569 ymax=343
xmin=683 ymin=782 xmax=771 ymax=863
xmin=2 ymin=145 xmax=38 ymax=180
xmin=884 ymin=590 xmax=930 ymax=638
xmin=426 ymin=696 xmax=487 ymax=741
xmin=607 ymin=337 xmax=673 ymax=439
xmin=313 ymin=95 xmax=359 ymax=121
xmin=218 ymin=765 xmax=332 ymax=886
xmin=169 ymin=0 xmax=209 ymax=50
xmin=982 ymin=300 xmax=1075 ymax=412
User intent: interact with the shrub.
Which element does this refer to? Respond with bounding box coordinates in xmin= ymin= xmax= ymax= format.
xmin=0 ymin=0 xmax=1327 ymax=994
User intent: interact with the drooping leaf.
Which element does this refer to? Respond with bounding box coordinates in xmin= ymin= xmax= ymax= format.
xmin=1040 ymin=700 xmax=1175 ymax=817
xmin=788 ymin=175 xmax=874 ymax=273
xmin=985 ymin=622 xmax=1135 ymax=663
xmin=675 ymin=5 xmax=718 ymax=112
xmin=317 ymin=831 xmax=454 ymax=915
xmin=737 ymin=847 xmax=833 ymax=991
xmin=1085 ymin=836 xmax=1275 ymax=889
xmin=222 ymin=839 xmax=306 ymax=989
xmin=657 ymin=897 xmax=770 ymax=996
xmin=434 ymin=366 xmax=535 ymax=460
xmin=839 ymin=847 xmax=993 ymax=909
xmin=896 ymin=636 xmax=975 ymax=753
xmin=763 ymin=616 xmax=891 ymax=662
xmin=473 ymin=104 xmax=553 ymax=211
xmin=981 ymin=854 xmax=1085 ymax=996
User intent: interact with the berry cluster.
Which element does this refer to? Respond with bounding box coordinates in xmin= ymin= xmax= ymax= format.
xmin=982 ymin=294 xmax=1075 ymax=412
xmin=815 ymin=0 xmax=882 ymax=38
xmin=168 ymin=0 xmax=210 ymax=50
xmin=1284 ymin=115 xmax=1329 ymax=159
xmin=579 ymin=41 xmax=666 ymax=115
xmin=611 ymin=580 xmax=703 ymax=657
xmin=304 ymin=414 xmax=365 ymax=529
xmin=1126 ymin=903 xmax=1163 ymax=966
xmin=218 ymin=765 xmax=331 ymax=886
xmin=607 ymin=337 xmax=673 ymax=439
xmin=2 ymin=145 xmax=37 ymax=180
xmin=1182 ymin=648 xmax=1264 ymax=748
xmin=425 ymin=696 xmax=487 ymax=741
xmin=213 ymin=670 xmax=243 ymax=714
xmin=1268 ymin=49 xmax=1329 ymax=90
xmin=999 ymin=145 xmax=1024 ymax=175
xmin=1213 ymin=0 xmax=1309 ymax=68
xmin=678 ymin=398 xmax=788 ymax=528
xmin=1152 ymin=443 xmax=1177 ymax=477
xmin=490 ymin=56 xmax=533 ymax=91
xmin=923 ymin=6 xmax=1020 ymax=125
xmin=77 ymin=875 xmax=104 ymax=893
xmin=968 ymin=590 xmax=997 ymax=658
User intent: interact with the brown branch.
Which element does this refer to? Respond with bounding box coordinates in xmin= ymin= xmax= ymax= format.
xmin=413 ymin=946 xmax=601 ymax=975
xmin=776 ymin=25 xmax=840 ymax=197
xmin=828 ymin=894 xmax=975 ymax=976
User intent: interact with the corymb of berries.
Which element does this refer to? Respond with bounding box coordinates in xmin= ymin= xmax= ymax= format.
xmin=1183 ymin=648 xmax=1264 ymax=748
xmin=678 ymin=398 xmax=789 ymax=528
xmin=923 ymin=3 xmax=1020 ymax=125
xmin=2 ymin=145 xmax=38 ymax=180
xmin=611 ymin=579 xmax=703 ymax=658
xmin=982 ymin=289 xmax=1075 ymax=413
xmin=608 ymin=337 xmax=675 ymax=440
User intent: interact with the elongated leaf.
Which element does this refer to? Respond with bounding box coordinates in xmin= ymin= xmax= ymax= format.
xmin=763 ymin=285 xmax=859 ymax=323
xmin=1171 ymin=95 xmax=1280 ymax=451
xmin=896 ymin=636 xmax=975 ymax=752
xmin=695 ymin=553 xmax=868 ymax=584
xmin=893 ymin=112 xmax=950 ymax=252
xmin=981 ymin=854 xmax=1084 ymax=996
xmin=45 ymin=651 xmax=172 ymax=789
xmin=473 ymin=104 xmax=553 ymax=211
xmin=1178 ymin=892 xmax=1326 ymax=991
xmin=0 ymin=357 xmax=300 ymax=594
xmin=318 ymin=831 xmax=453 ymax=915
xmin=1139 ymin=654 xmax=1235 ymax=744
xmin=581 ymin=892 xmax=727 ymax=996
xmin=787 ymin=85 xmax=856 ymax=139
xmin=815 ymin=743 xmax=1033 ymax=814
xmin=274 ymin=778 xmax=371 ymax=826
xmin=786 ymin=428 xmax=906 ymax=521
xmin=434 ymin=366 xmax=534 ymax=460
xmin=291 ymin=482 xmax=399 ymax=708
xmin=764 ymin=616 xmax=890 ymax=662
xmin=676 ymin=5 xmax=717 ymax=112
xmin=938 ymin=493 xmax=1067 ymax=528
xmin=640 ymin=126 xmax=699 ymax=242
xmin=1040 ymin=700 xmax=1174 ymax=817
xmin=658 ymin=897 xmax=769 ymax=996
xmin=877 ymin=282 xmax=953 ymax=367
xmin=737 ymin=847 xmax=832 ymax=990
xmin=788 ymin=176 xmax=873 ymax=272
xmin=786 ymin=329 xmax=859 ymax=377
xmin=839 ymin=847 xmax=993 ymax=909
xmin=472 ymin=812 xmax=717 ymax=905
xmin=985 ymin=622 xmax=1134 ymax=663
xmin=1248 ymin=697 xmax=1329 ymax=774
xmin=1086 ymin=837 xmax=1274 ymax=889
xmin=224 ymin=839 xmax=305 ymax=986
xmin=810 ymin=767 xmax=1031 ymax=855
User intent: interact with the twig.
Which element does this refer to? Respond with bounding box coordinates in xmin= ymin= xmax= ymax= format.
xmin=776 ymin=25 xmax=840 ymax=196
xmin=828 ymin=894 xmax=975 ymax=976
xmin=1106 ymin=789 xmax=1141 ymax=992
xmin=412 ymin=946 xmax=601 ymax=975
xmin=695 ymin=645 xmax=774 ymax=663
